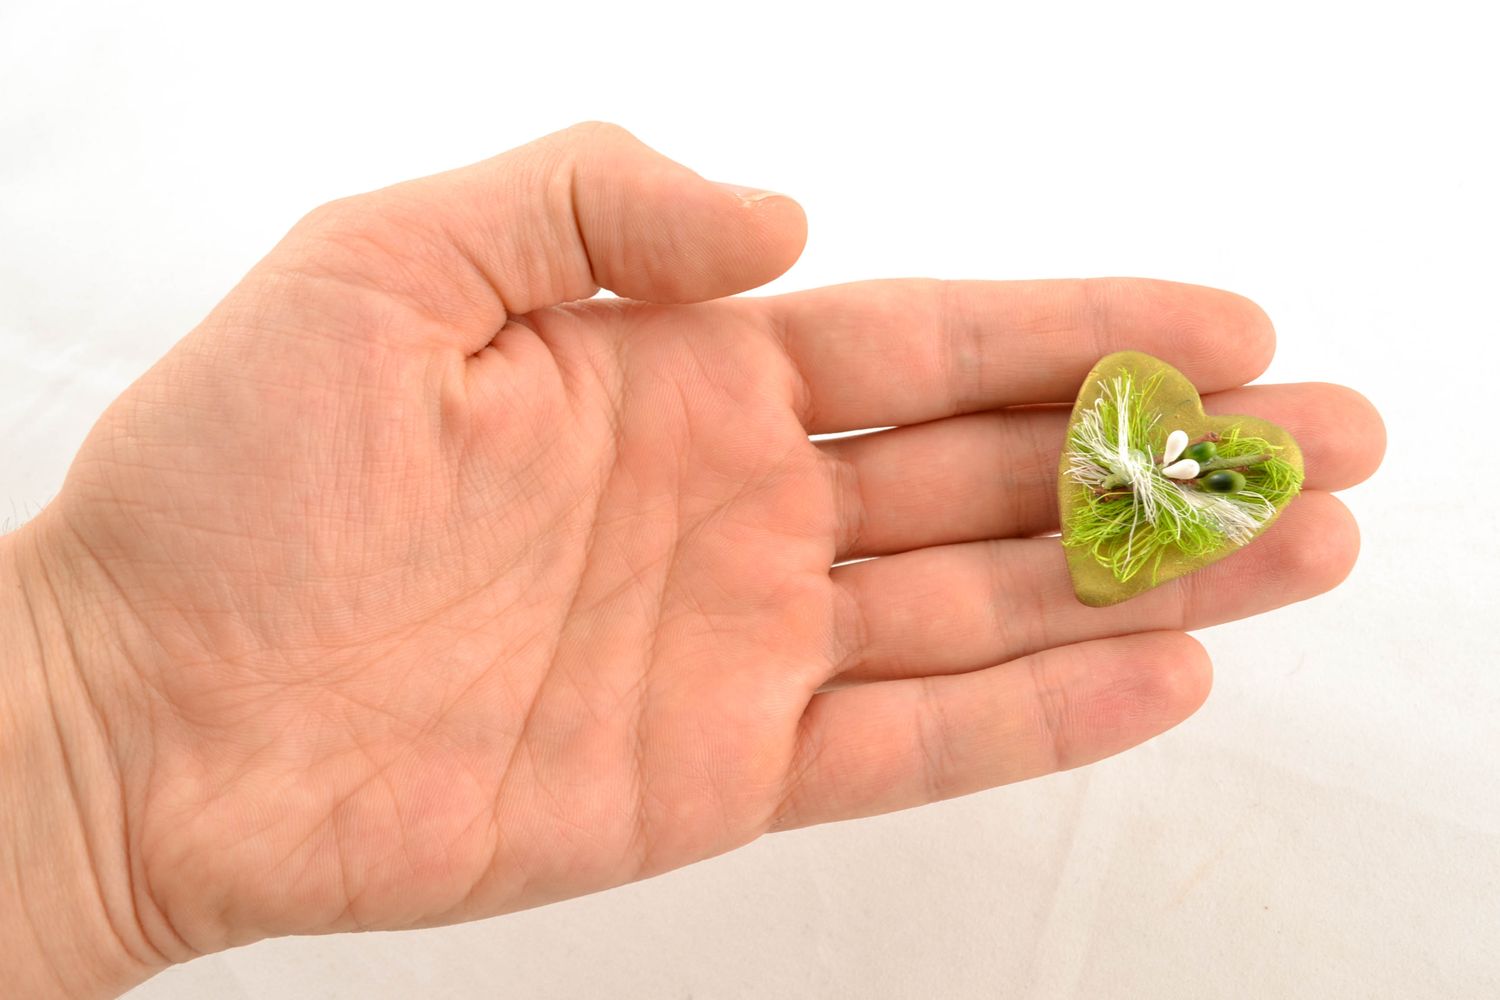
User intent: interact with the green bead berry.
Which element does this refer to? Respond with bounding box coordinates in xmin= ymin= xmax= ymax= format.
xmin=1202 ymin=470 xmax=1246 ymax=493
xmin=1183 ymin=441 xmax=1218 ymax=463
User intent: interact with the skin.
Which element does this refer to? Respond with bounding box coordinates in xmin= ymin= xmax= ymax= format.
xmin=0 ymin=122 xmax=1385 ymax=998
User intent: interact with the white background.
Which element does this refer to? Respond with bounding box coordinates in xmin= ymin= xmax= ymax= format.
xmin=3 ymin=1 xmax=1497 ymax=997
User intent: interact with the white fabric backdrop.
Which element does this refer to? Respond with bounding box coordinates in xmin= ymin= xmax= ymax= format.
xmin=2 ymin=1 xmax=1495 ymax=996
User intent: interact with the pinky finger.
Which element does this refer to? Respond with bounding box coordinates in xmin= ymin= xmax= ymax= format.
xmin=770 ymin=631 xmax=1213 ymax=831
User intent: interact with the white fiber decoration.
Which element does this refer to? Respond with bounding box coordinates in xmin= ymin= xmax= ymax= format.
xmin=1066 ymin=375 xmax=1276 ymax=547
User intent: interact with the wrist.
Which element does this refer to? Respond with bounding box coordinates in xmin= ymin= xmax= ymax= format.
xmin=0 ymin=521 xmax=165 ymax=998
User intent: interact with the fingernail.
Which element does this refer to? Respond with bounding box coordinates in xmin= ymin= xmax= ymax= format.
xmin=713 ymin=181 xmax=780 ymax=204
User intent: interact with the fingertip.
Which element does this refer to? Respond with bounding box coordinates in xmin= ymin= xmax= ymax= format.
xmin=1313 ymin=382 xmax=1387 ymax=485
xmin=575 ymin=132 xmax=807 ymax=304
xmin=1201 ymin=381 xmax=1386 ymax=491
xmin=1181 ymin=284 xmax=1277 ymax=388
xmin=743 ymin=191 xmax=809 ymax=291
xmin=1042 ymin=630 xmax=1214 ymax=770
xmin=1115 ymin=630 xmax=1214 ymax=727
xmin=1221 ymin=289 xmax=1278 ymax=382
xmin=1084 ymin=278 xmax=1277 ymax=391
xmin=1168 ymin=282 xmax=1276 ymax=385
xmin=1159 ymin=630 xmax=1215 ymax=719
xmin=1281 ymin=491 xmax=1361 ymax=592
xmin=701 ymin=185 xmax=808 ymax=297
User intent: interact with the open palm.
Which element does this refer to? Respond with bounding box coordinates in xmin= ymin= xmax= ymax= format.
xmin=31 ymin=123 xmax=1383 ymax=967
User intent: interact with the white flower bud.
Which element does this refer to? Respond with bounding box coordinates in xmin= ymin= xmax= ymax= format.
xmin=1161 ymin=458 xmax=1201 ymax=480
xmin=1162 ymin=429 xmax=1189 ymax=465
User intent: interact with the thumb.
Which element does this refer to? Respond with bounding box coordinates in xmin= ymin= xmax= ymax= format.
xmin=263 ymin=121 xmax=807 ymax=346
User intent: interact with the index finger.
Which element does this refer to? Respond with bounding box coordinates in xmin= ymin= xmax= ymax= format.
xmin=760 ymin=277 xmax=1276 ymax=433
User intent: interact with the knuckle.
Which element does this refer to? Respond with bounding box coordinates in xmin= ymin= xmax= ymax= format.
xmin=280 ymin=192 xmax=431 ymax=285
xmin=533 ymin=121 xmax=639 ymax=162
xmin=296 ymin=192 xmax=408 ymax=241
xmin=562 ymin=120 xmax=636 ymax=146
xmin=1025 ymin=655 xmax=1071 ymax=773
xmin=824 ymin=444 xmax=867 ymax=559
xmin=827 ymin=571 xmax=871 ymax=680
xmin=1076 ymin=276 xmax=1124 ymax=357
xmin=913 ymin=676 xmax=956 ymax=802
xmin=291 ymin=194 xmax=376 ymax=240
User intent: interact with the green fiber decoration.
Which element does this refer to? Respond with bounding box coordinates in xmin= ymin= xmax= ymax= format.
xmin=1058 ymin=351 xmax=1304 ymax=607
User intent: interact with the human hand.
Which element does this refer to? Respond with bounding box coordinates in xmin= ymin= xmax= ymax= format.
xmin=0 ymin=123 xmax=1384 ymax=997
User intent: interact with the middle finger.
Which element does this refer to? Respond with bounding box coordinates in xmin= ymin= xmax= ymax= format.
xmin=821 ymin=381 xmax=1384 ymax=561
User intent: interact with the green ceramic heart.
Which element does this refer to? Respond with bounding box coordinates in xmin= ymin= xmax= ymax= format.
xmin=1058 ymin=350 xmax=1304 ymax=607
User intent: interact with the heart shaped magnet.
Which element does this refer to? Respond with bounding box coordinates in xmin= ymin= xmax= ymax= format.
xmin=1059 ymin=350 xmax=1305 ymax=606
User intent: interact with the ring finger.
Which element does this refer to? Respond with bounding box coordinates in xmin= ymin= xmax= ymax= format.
xmin=828 ymin=490 xmax=1359 ymax=685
